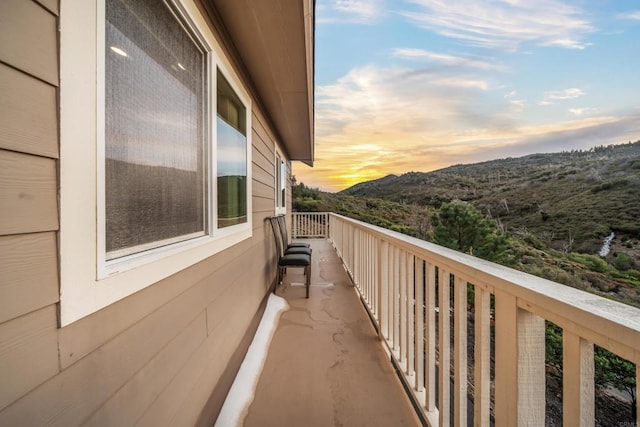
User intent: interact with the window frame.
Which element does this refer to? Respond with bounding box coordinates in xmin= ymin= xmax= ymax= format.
xmin=275 ymin=146 xmax=287 ymax=214
xmin=59 ymin=0 xmax=252 ymax=326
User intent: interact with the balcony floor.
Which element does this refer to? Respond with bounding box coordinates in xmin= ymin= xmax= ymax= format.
xmin=244 ymin=239 xmax=421 ymax=426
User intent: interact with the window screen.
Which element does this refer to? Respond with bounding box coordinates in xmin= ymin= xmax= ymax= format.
xmin=105 ymin=0 xmax=207 ymax=259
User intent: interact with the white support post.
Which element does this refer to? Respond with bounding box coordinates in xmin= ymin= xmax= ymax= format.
xmin=517 ymin=309 xmax=546 ymax=426
xmin=454 ymin=277 xmax=468 ymax=427
xmin=400 ymin=250 xmax=407 ymax=367
xmin=426 ymin=263 xmax=437 ymax=412
xmin=376 ymin=239 xmax=389 ymax=340
xmin=415 ymin=257 xmax=425 ymax=393
xmin=438 ymin=269 xmax=451 ymax=427
xmin=474 ymin=286 xmax=491 ymax=427
xmin=563 ymin=331 xmax=594 ymax=427
xmin=393 ymin=246 xmax=400 ymax=354
xmin=494 ymin=291 xmax=518 ymax=427
xmin=407 ymin=253 xmax=415 ymax=377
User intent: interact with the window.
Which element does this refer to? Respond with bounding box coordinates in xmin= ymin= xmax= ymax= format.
xmin=105 ymin=0 xmax=208 ymax=260
xmin=59 ymin=0 xmax=252 ymax=325
xmin=275 ymin=149 xmax=287 ymax=214
xmin=217 ymin=70 xmax=247 ymax=228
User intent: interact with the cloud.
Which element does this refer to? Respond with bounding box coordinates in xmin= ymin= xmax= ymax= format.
xmin=392 ymin=48 xmax=506 ymax=71
xmin=400 ymin=0 xmax=593 ymax=51
xmin=542 ymin=87 xmax=587 ymax=102
xmin=569 ymin=107 xmax=597 ymax=117
xmin=618 ymin=11 xmax=640 ymax=21
xmin=317 ymin=0 xmax=384 ymax=24
xmin=295 ymin=61 xmax=639 ymax=191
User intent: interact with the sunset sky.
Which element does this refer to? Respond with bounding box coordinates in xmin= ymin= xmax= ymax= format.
xmin=292 ymin=0 xmax=640 ymax=192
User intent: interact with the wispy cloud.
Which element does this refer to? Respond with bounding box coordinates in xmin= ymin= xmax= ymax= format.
xmin=618 ymin=11 xmax=640 ymax=21
xmin=295 ymin=59 xmax=638 ymax=191
xmin=542 ymin=87 xmax=587 ymax=103
xmin=392 ymin=48 xmax=506 ymax=71
xmin=569 ymin=107 xmax=597 ymax=116
xmin=317 ymin=0 xmax=384 ymax=24
xmin=400 ymin=0 xmax=593 ymax=51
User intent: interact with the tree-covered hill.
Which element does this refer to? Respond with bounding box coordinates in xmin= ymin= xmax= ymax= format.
xmin=342 ymin=141 xmax=640 ymax=254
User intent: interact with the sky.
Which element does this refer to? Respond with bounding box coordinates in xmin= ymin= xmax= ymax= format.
xmin=292 ymin=0 xmax=640 ymax=192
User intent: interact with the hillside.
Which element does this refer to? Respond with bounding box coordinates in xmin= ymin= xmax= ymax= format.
xmin=343 ymin=141 xmax=640 ymax=254
xmin=295 ymin=141 xmax=640 ymax=307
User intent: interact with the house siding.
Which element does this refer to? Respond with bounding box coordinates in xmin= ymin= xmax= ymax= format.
xmin=0 ymin=1 xmax=285 ymax=425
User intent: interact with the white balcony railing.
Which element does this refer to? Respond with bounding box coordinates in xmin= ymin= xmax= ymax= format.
xmin=291 ymin=212 xmax=329 ymax=238
xmin=292 ymin=212 xmax=640 ymax=426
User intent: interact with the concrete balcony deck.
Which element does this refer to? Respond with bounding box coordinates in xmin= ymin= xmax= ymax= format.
xmin=244 ymin=238 xmax=421 ymax=426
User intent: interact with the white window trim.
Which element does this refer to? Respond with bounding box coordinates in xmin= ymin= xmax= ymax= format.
xmin=59 ymin=0 xmax=252 ymax=326
xmin=275 ymin=145 xmax=287 ymax=215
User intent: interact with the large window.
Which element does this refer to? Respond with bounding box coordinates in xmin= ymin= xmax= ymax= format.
xmin=59 ymin=0 xmax=253 ymax=325
xmin=105 ymin=0 xmax=207 ymax=259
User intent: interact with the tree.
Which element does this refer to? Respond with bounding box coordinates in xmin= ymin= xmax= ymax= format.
xmin=433 ymin=202 xmax=507 ymax=261
xmin=594 ymin=347 xmax=637 ymax=420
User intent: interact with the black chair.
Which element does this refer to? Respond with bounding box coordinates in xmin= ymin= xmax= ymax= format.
xmin=276 ymin=215 xmax=310 ymax=255
xmin=269 ymin=216 xmax=312 ymax=297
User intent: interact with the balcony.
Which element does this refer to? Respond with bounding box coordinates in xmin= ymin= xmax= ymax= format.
xmin=245 ymin=213 xmax=640 ymax=426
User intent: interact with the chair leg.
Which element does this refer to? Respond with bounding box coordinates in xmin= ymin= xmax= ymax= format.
xmin=276 ymin=266 xmax=283 ymax=292
xmin=305 ymin=265 xmax=311 ymax=298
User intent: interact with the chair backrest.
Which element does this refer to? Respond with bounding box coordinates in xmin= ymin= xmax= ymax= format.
xmin=268 ymin=216 xmax=285 ymax=258
xmin=276 ymin=215 xmax=290 ymax=246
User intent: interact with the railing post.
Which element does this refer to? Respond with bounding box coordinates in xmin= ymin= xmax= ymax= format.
xmin=380 ymin=240 xmax=389 ymax=340
xmin=414 ymin=257 xmax=425 ymax=393
xmin=425 ymin=262 xmax=437 ymax=412
xmin=438 ymin=269 xmax=451 ymax=427
xmin=400 ymin=250 xmax=407 ymax=368
xmin=393 ymin=246 xmax=400 ymax=354
xmin=454 ymin=277 xmax=468 ymax=427
xmin=377 ymin=238 xmax=384 ymax=340
xmin=406 ymin=253 xmax=415 ymax=378
xmin=494 ymin=290 xmax=518 ymax=426
xmin=474 ymin=285 xmax=491 ymax=427
xmin=563 ymin=331 xmax=594 ymax=427
xmin=517 ymin=309 xmax=545 ymax=425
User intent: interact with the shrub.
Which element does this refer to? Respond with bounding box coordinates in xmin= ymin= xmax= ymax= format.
xmin=613 ymin=253 xmax=635 ymax=271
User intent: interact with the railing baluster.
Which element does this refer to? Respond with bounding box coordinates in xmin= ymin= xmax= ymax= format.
xmin=425 ymin=262 xmax=437 ymax=412
xmin=495 ymin=290 xmax=517 ymax=426
xmin=415 ymin=257 xmax=425 ymax=393
xmin=407 ymin=253 xmax=415 ymax=377
xmin=563 ymin=331 xmax=594 ymax=426
xmin=380 ymin=240 xmax=389 ymax=340
xmin=454 ymin=277 xmax=468 ymax=427
xmin=400 ymin=250 xmax=407 ymax=367
xmin=393 ymin=246 xmax=400 ymax=354
xmin=474 ymin=286 xmax=491 ymax=427
xmin=438 ymin=269 xmax=451 ymax=427
xmin=517 ymin=309 xmax=545 ymax=425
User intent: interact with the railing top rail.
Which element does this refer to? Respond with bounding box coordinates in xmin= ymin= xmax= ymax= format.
xmin=325 ymin=212 xmax=640 ymax=359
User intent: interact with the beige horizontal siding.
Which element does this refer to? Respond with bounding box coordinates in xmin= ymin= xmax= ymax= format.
xmin=0 ymin=150 xmax=58 ymax=235
xmin=0 ymin=0 xmax=58 ymax=85
xmin=81 ymin=312 xmax=208 ymax=426
xmin=0 ymin=306 xmax=58 ymax=412
xmin=0 ymin=63 xmax=58 ymax=158
xmin=0 ymin=233 xmax=58 ymax=324
xmin=58 ymin=233 xmax=257 ymax=367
